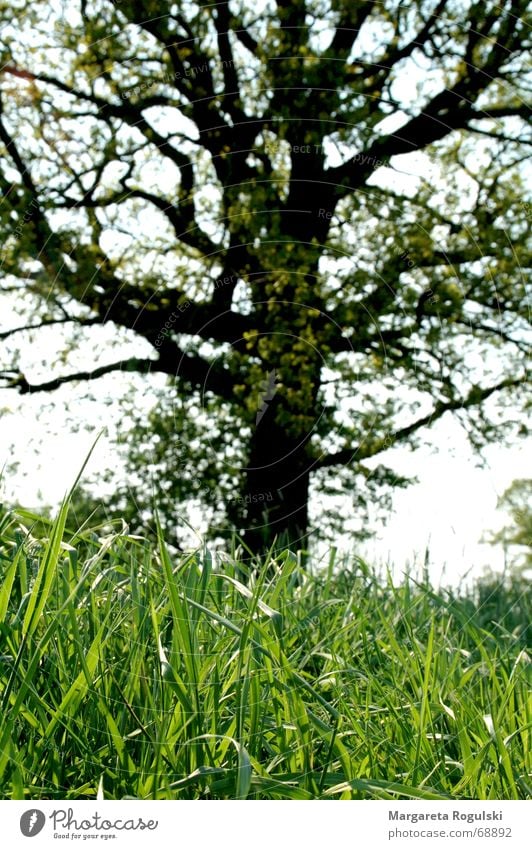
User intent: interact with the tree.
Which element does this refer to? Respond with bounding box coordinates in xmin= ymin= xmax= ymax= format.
xmin=0 ymin=0 xmax=530 ymax=554
xmin=489 ymin=479 xmax=532 ymax=572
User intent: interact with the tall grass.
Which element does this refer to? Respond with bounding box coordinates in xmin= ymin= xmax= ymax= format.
xmin=0 ymin=503 xmax=530 ymax=800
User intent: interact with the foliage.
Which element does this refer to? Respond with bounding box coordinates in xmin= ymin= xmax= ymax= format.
xmin=0 ymin=0 xmax=530 ymax=550
xmin=488 ymin=479 xmax=532 ymax=572
xmin=0 ymin=502 xmax=530 ymax=800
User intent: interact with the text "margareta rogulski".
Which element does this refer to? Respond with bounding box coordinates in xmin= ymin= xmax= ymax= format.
xmin=389 ymin=810 xmax=503 ymax=824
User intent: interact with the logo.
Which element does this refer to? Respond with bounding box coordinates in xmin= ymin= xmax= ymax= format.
xmin=20 ymin=809 xmax=46 ymax=837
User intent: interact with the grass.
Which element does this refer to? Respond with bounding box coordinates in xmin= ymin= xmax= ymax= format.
xmin=0 ymin=500 xmax=530 ymax=800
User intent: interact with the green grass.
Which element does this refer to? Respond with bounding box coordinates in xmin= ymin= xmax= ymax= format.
xmin=0 ymin=502 xmax=530 ymax=800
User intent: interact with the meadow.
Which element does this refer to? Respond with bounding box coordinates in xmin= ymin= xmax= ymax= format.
xmin=0 ymin=499 xmax=529 ymax=800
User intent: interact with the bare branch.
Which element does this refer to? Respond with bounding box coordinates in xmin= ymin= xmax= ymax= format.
xmin=330 ymin=3 xmax=530 ymax=195
xmin=327 ymin=3 xmax=376 ymax=59
xmin=230 ymin=22 xmax=258 ymax=55
xmin=316 ymin=375 xmax=528 ymax=470
xmin=0 ymin=357 xmax=159 ymax=394
xmin=0 ymin=317 xmax=100 ymax=341
xmin=0 ymin=337 xmax=238 ymax=400
xmin=211 ymin=2 xmax=245 ymax=121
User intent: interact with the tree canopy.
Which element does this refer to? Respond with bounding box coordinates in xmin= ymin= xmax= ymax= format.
xmin=489 ymin=478 xmax=532 ymax=572
xmin=0 ymin=0 xmax=530 ymax=553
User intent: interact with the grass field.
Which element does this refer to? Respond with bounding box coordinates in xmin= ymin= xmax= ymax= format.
xmin=0 ymin=500 xmax=530 ymax=800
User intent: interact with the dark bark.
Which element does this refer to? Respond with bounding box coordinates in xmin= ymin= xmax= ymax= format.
xmin=240 ymin=393 xmax=313 ymax=557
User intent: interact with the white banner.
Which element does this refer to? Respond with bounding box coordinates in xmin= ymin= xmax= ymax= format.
xmin=0 ymin=800 xmax=530 ymax=848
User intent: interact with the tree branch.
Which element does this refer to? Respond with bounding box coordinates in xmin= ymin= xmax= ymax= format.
xmin=316 ymin=375 xmax=527 ymax=469
xmin=211 ymin=2 xmax=245 ymax=121
xmin=0 ymin=342 xmax=237 ymax=401
xmin=54 ymin=184 xmax=218 ymax=257
xmin=230 ymin=21 xmax=258 ymax=55
xmin=0 ymin=357 xmax=160 ymax=394
xmin=0 ymin=317 xmax=100 ymax=341
xmin=327 ymin=2 xmax=376 ymax=59
xmin=357 ymin=0 xmax=449 ymax=88
xmin=330 ymin=2 xmax=529 ymax=196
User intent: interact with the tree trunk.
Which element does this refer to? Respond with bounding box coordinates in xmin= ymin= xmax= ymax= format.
xmin=239 ymin=392 xmax=313 ymax=557
xmin=236 ymin=251 xmax=324 ymax=560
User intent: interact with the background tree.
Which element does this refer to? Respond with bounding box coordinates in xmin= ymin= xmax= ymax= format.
xmin=0 ymin=0 xmax=530 ymax=554
xmin=488 ymin=478 xmax=532 ymax=573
